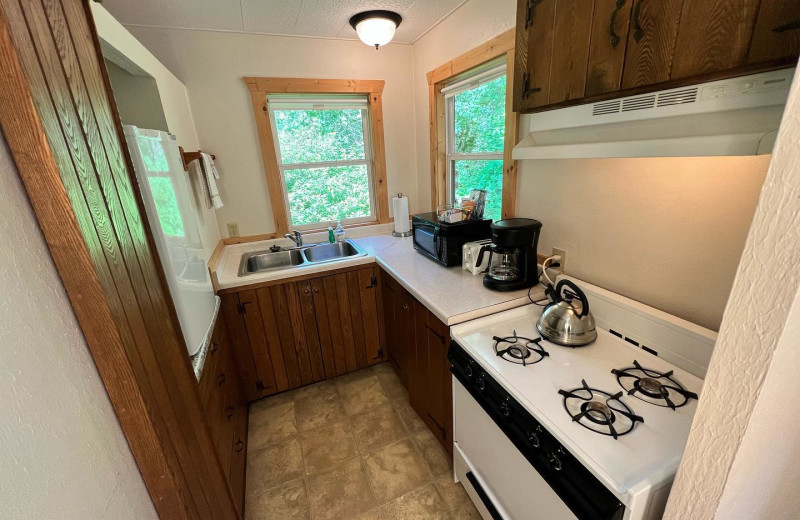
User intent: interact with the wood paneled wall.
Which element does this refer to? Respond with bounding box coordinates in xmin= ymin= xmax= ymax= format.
xmin=0 ymin=1 xmax=238 ymax=518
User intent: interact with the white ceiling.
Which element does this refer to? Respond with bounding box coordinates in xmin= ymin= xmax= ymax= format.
xmin=102 ymin=0 xmax=468 ymax=44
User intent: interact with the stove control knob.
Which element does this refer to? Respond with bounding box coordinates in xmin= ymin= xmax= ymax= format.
xmin=465 ymin=361 xmax=474 ymax=379
xmin=476 ymin=375 xmax=485 ymax=391
xmin=500 ymin=397 xmax=511 ymax=417
xmin=548 ymin=448 xmax=566 ymax=472
xmin=528 ymin=432 xmax=540 ymax=448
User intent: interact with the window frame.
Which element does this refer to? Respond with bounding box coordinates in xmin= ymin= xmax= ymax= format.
xmin=266 ymin=97 xmax=378 ymax=230
xmin=427 ymin=30 xmax=518 ymax=220
xmin=443 ymin=64 xmax=507 ymax=210
xmin=244 ymin=77 xmax=390 ymax=235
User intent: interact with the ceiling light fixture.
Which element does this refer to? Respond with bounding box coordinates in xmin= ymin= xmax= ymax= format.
xmin=349 ymin=10 xmax=402 ymax=50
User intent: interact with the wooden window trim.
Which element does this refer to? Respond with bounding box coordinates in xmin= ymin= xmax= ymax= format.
xmin=244 ymin=77 xmax=390 ymax=235
xmin=426 ymin=29 xmax=519 ymax=219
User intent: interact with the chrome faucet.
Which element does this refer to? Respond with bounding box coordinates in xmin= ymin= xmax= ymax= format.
xmin=285 ymin=230 xmax=303 ymax=247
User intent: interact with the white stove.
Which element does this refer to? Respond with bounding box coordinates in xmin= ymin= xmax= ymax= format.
xmin=449 ymin=275 xmax=716 ymax=520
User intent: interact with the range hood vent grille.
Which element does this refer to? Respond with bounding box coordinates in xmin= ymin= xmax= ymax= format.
xmin=592 ymin=100 xmax=621 ymax=116
xmin=621 ymin=94 xmax=656 ymax=112
xmin=657 ymin=87 xmax=698 ymax=107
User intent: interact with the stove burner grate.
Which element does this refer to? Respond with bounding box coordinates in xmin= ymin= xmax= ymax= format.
xmin=558 ymin=380 xmax=643 ymax=439
xmin=612 ymin=360 xmax=698 ymax=409
xmin=493 ymin=331 xmax=549 ymax=366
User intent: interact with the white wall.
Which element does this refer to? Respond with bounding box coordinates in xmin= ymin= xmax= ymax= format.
xmin=124 ymin=26 xmax=418 ymax=238
xmin=92 ymin=3 xmax=220 ymax=259
xmin=411 ymin=0 xmax=517 ymax=211
xmin=664 ymin=64 xmax=800 ymax=520
xmin=515 ymin=156 xmax=769 ymax=331
xmin=0 ymin=134 xmax=156 ymax=519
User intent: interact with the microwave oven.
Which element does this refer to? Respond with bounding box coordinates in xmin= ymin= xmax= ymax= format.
xmin=411 ymin=212 xmax=492 ymax=267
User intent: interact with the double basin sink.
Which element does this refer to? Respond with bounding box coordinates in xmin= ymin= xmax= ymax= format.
xmin=238 ymin=239 xmax=367 ymax=277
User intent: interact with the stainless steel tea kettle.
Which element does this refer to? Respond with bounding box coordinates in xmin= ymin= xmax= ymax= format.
xmin=537 ymin=279 xmax=597 ymax=346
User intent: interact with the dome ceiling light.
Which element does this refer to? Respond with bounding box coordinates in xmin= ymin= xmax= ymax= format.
xmin=349 ymin=10 xmax=403 ymax=50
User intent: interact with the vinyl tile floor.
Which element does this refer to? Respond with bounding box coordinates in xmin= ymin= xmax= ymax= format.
xmin=244 ymin=362 xmax=482 ymax=520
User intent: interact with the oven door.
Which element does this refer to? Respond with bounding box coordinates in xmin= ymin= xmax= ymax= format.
xmin=453 ymin=378 xmax=578 ymax=520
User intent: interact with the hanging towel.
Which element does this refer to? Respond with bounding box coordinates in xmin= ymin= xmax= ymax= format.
xmin=189 ymin=152 xmax=223 ymax=209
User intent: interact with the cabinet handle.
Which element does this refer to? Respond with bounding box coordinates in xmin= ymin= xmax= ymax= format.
xmin=226 ymin=405 xmax=234 ymax=419
xmin=313 ymin=287 xmax=320 ymax=294
xmin=773 ymin=19 xmax=800 ymax=33
xmin=234 ymin=439 xmax=244 ymax=453
xmin=609 ymin=0 xmax=627 ymax=48
xmin=218 ymin=373 xmax=226 ymax=385
xmin=632 ymin=0 xmax=645 ymax=42
xmin=303 ymin=288 xmax=310 ymax=295
xmin=210 ymin=341 xmax=219 ymax=354
xmin=401 ymin=302 xmax=409 ymax=311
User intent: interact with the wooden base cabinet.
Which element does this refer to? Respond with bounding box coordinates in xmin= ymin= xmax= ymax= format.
xmin=514 ymin=0 xmax=800 ymax=113
xmin=222 ymin=265 xmax=385 ymax=401
xmin=198 ymin=313 xmax=247 ymax=515
xmin=380 ymin=268 xmax=453 ymax=454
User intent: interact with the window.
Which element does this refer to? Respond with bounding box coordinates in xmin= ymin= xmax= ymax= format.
xmin=443 ymin=64 xmax=506 ymax=221
xmin=267 ymin=95 xmax=376 ymax=229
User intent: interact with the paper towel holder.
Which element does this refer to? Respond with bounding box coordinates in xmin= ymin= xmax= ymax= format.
xmin=391 ymin=192 xmax=412 ymax=237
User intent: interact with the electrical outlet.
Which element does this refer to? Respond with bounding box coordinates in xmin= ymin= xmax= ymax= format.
xmin=227 ymin=223 xmax=240 ymax=238
xmin=552 ymin=247 xmax=567 ymax=272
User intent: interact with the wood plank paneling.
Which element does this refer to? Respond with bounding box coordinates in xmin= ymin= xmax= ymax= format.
xmin=586 ymin=0 xmax=634 ymax=96
xmin=0 ymin=1 xmax=239 ymax=517
xmin=252 ymin=287 xmax=290 ymax=391
xmin=671 ymin=0 xmax=761 ymax=79
xmin=347 ymin=270 xmax=369 ymax=369
xmin=620 ymin=0 xmax=685 ymax=89
xmin=748 ymin=0 xmax=800 ymax=64
xmin=548 ymin=0 xmax=595 ymax=103
xmin=358 ymin=268 xmax=382 ymax=364
xmin=298 ymin=281 xmax=325 ymax=381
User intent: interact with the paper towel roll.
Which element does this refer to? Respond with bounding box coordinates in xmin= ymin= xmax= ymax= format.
xmin=392 ymin=193 xmax=410 ymax=235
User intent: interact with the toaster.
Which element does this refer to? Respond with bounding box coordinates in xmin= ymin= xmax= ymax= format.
xmin=462 ymin=239 xmax=492 ymax=275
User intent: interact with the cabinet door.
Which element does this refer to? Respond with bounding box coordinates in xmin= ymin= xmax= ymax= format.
xmin=548 ymin=0 xmax=595 ymax=103
xmin=747 ymin=0 xmax=800 ymax=64
xmin=381 ymin=270 xmax=403 ymax=379
xmin=230 ymin=290 xmax=279 ymax=397
xmin=255 ymin=283 xmax=321 ymax=389
xmin=671 ymin=0 xmax=761 ymax=80
xmin=621 ymin=0 xmax=684 ymax=89
xmin=515 ymin=0 xmax=557 ymax=111
xmin=221 ymin=293 xmax=267 ymax=401
xmin=311 ymin=268 xmax=383 ymax=378
xmin=586 ymin=0 xmax=634 ymax=96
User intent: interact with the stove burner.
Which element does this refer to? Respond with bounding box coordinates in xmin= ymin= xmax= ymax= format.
xmin=493 ymin=331 xmax=549 ymax=366
xmin=558 ymin=380 xmax=643 ymax=439
xmin=612 ymin=360 xmax=698 ymax=409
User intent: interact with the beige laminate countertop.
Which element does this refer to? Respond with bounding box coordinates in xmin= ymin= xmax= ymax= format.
xmin=213 ymin=230 xmax=546 ymax=327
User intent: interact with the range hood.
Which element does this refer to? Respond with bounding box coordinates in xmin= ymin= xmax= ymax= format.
xmin=513 ymin=68 xmax=794 ymax=160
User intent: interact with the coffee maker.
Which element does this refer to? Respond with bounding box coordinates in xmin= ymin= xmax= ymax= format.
xmin=477 ymin=218 xmax=542 ymax=291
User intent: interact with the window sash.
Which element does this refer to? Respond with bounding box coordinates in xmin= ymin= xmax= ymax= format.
xmin=267 ymin=102 xmax=377 ymax=229
xmin=445 ymin=73 xmax=507 ymax=204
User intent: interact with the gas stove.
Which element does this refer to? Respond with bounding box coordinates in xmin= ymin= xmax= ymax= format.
xmin=449 ymin=275 xmax=715 ymax=520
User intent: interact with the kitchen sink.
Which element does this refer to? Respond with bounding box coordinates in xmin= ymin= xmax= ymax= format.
xmin=239 ymin=249 xmax=304 ymax=276
xmin=302 ymin=240 xmax=365 ymax=263
xmin=238 ymin=239 xmax=367 ymax=276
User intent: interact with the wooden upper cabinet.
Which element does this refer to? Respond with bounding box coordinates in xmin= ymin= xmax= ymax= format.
xmin=671 ymin=0 xmax=762 ymax=80
xmin=747 ymin=0 xmax=800 ymax=64
xmin=586 ymin=0 xmax=634 ymax=96
xmin=515 ymin=0 xmax=557 ymax=111
xmin=621 ymin=0 xmax=684 ymax=89
xmin=514 ymin=0 xmax=800 ymax=113
xmin=548 ymin=0 xmax=596 ymax=103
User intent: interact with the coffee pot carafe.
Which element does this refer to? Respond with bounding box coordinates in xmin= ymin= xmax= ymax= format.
xmin=479 ymin=218 xmax=542 ymax=291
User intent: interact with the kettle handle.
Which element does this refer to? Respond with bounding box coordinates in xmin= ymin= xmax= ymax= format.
xmin=555 ymin=279 xmax=590 ymax=318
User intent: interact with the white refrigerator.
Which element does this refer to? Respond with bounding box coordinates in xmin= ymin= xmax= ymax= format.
xmin=124 ymin=125 xmax=219 ymax=357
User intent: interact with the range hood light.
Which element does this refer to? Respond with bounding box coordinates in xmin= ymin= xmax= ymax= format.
xmin=349 ymin=10 xmax=402 ymax=50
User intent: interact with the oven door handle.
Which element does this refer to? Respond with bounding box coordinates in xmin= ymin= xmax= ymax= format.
xmin=465 ymin=471 xmax=505 ymax=520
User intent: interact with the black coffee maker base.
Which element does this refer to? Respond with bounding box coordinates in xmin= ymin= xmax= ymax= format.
xmin=482 ymin=275 xmax=535 ymax=292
